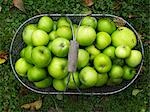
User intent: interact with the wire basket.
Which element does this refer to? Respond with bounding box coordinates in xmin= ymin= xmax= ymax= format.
xmin=10 ymin=14 xmax=144 ymax=95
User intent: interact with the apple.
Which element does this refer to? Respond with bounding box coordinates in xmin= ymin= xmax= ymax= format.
xmin=24 ymin=45 xmax=33 ymax=64
xmin=51 ymin=38 xmax=70 ymax=57
xmin=77 ymin=49 xmax=89 ymax=69
xmin=94 ymin=53 xmax=112 ymax=73
xmin=49 ymin=31 xmax=58 ymax=41
xmin=79 ymin=66 xmax=97 ymax=87
xmin=109 ymin=65 xmax=124 ymax=79
xmin=32 ymin=46 xmax=51 ymax=68
xmin=47 ymin=41 xmax=52 ymax=51
xmin=57 ymin=17 xmax=70 ymax=28
xmin=15 ymin=58 xmax=33 ymax=77
xmin=95 ymin=73 xmax=108 ymax=87
xmin=38 ymin=16 xmax=53 ymax=32
xmin=79 ymin=84 xmax=90 ymax=89
xmin=125 ymin=50 xmax=142 ymax=67
xmin=22 ymin=24 xmax=37 ymax=45
xmin=85 ymin=45 xmax=100 ymax=60
xmin=81 ymin=16 xmax=97 ymax=29
xmin=111 ymin=27 xmax=137 ymax=49
xmin=115 ymin=45 xmax=131 ymax=58
xmin=32 ymin=29 xmax=49 ymax=46
xmin=112 ymin=58 xmax=124 ymax=66
xmin=76 ymin=26 xmax=96 ymax=46
xmin=97 ymin=18 xmax=116 ymax=34
xmin=27 ymin=66 xmax=47 ymax=82
xmin=107 ymin=78 xmax=123 ymax=85
xmin=20 ymin=48 xmax=25 ymax=58
xmin=48 ymin=57 xmax=68 ymax=79
xmin=64 ymin=72 xmax=80 ymax=89
xmin=56 ymin=26 xmax=72 ymax=40
xmin=123 ymin=66 xmax=136 ymax=80
xmin=34 ymin=77 xmax=52 ymax=88
xmin=53 ymin=21 xmax=57 ymax=31
xmin=103 ymin=46 xmax=116 ymax=59
xmin=53 ymin=79 xmax=66 ymax=91
xmin=73 ymin=24 xmax=78 ymax=36
xmin=95 ymin=32 xmax=111 ymax=50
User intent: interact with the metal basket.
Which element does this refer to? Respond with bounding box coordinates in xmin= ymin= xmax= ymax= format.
xmin=10 ymin=14 xmax=144 ymax=95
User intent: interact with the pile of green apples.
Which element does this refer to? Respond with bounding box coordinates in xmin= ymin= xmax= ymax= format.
xmin=15 ymin=16 xmax=142 ymax=91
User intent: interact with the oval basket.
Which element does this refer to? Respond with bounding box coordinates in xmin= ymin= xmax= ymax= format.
xmin=10 ymin=14 xmax=144 ymax=95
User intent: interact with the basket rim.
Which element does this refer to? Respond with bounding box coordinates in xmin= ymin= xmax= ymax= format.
xmin=9 ymin=14 xmax=144 ymax=95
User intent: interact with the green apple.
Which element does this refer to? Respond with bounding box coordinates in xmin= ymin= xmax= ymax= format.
xmin=48 ymin=57 xmax=68 ymax=79
xmin=20 ymin=48 xmax=25 ymax=58
xmin=109 ymin=65 xmax=124 ymax=79
xmin=79 ymin=84 xmax=90 ymax=89
xmin=51 ymin=38 xmax=70 ymax=57
xmin=85 ymin=45 xmax=100 ymax=60
xmin=64 ymin=72 xmax=80 ymax=89
xmin=103 ymin=46 xmax=116 ymax=59
xmin=125 ymin=50 xmax=142 ymax=67
xmin=15 ymin=58 xmax=33 ymax=77
xmin=81 ymin=16 xmax=97 ymax=29
xmin=53 ymin=79 xmax=66 ymax=91
xmin=49 ymin=31 xmax=58 ymax=41
xmin=77 ymin=49 xmax=89 ymax=69
xmin=112 ymin=58 xmax=124 ymax=66
xmin=34 ymin=77 xmax=52 ymax=88
xmin=96 ymin=32 xmax=111 ymax=50
xmin=38 ymin=16 xmax=53 ymax=32
xmin=32 ymin=46 xmax=51 ymax=68
xmin=97 ymin=18 xmax=116 ymax=34
xmin=47 ymin=41 xmax=52 ymax=51
xmin=53 ymin=21 xmax=57 ymax=31
xmin=111 ymin=27 xmax=137 ymax=49
xmin=73 ymin=24 xmax=78 ymax=36
xmin=22 ymin=24 xmax=37 ymax=45
xmin=27 ymin=66 xmax=47 ymax=82
xmin=57 ymin=17 xmax=70 ymax=28
xmin=24 ymin=45 xmax=33 ymax=64
xmin=115 ymin=45 xmax=131 ymax=58
xmin=107 ymin=78 xmax=123 ymax=85
xmin=79 ymin=66 xmax=97 ymax=87
xmin=95 ymin=73 xmax=108 ymax=87
xmin=76 ymin=26 xmax=96 ymax=46
xmin=123 ymin=66 xmax=136 ymax=80
xmin=56 ymin=26 xmax=72 ymax=40
xmin=94 ymin=53 xmax=112 ymax=73
xmin=32 ymin=29 xmax=49 ymax=46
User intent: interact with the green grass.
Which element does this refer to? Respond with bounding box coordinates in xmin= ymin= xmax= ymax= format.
xmin=0 ymin=0 xmax=149 ymax=111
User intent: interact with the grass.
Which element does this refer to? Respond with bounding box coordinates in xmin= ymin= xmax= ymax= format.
xmin=0 ymin=0 xmax=149 ymax=111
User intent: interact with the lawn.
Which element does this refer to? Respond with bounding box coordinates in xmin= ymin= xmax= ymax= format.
xmin=0 ymin=0 xmax=149 ymax=112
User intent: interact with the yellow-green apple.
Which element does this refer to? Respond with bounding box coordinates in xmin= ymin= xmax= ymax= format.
xmin=53 ymin=79 xmax=66 ymax=91
xmin=22 ymin=24 xmax=37 ymax=45
xmin=51 ymin=38 xmax=70 ymax=57
xmin=123 ymin=65 xmax=136 ymax=80
xmin=48 ymin=57 xmax=68 ymax=79
xmin=96 ymin=32 xmax=111 ymax=50
xmin=95 ymin=73 xmax=108 ymax=87
xmin=94 ymin=53 xmax=112 ymax=73
xmin=76 ymin=26 xmax=96 ymax=46
xmin=38 ymin=16 xmax=53 ymax=32
xmin=77 ymin=49 xmax=89 ymax=69
xmin=24 ymin=45 xmax=33 ymax=64
xmin=27 ymin=66 xmax=47 ymax=82
xmin=49 ymin=31 xmax=58 ymax=41
xmin=125 ymin=50 xmax=142 ymax=67
xmin=57 ymin=17 xmax=70 ymax=28
xmin=115 ymin=45 xmax=131 ymax=58
xmin=97 ymin=18 xmax=116 ymax=34
xmin=79 ymin=66 xmax=97 ymax=87
xmin=34 ymin=77 xmax=53 ymax=88
xmin=111 ymin=27 xmax=137 ymax=49
xmin=81 ymin=16 xmax=97 ymax=29
xmin=15 ymin=58 xmax=33 ymax=76
xmin=32 ymin=46 xmax=51 ymax=68
xmin=32 ymin=29 xmax=49 ymax=46
xmin=103 ymin=46 xmax=116 ymax=59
